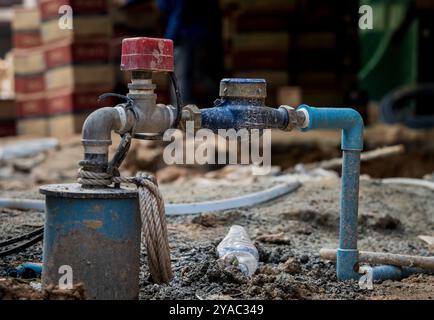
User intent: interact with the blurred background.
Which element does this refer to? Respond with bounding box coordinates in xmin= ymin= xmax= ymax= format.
xmin=0 ymin=0 xmax=433 ymax=180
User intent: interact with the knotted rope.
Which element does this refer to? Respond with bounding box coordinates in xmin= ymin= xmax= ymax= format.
xmin=77 ymin=168 xmax=173 ymax=284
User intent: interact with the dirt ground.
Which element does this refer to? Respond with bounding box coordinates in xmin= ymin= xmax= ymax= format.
xmin=0 ymin=125 xmax=433 ymax=300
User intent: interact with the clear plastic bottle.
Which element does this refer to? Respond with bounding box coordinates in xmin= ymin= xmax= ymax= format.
xmin=217 ymin=225 xmax=259 ymax=276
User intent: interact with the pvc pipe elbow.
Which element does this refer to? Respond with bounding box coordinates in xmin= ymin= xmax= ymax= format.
xmin=296 ymin=105 xmax=364 ymax=151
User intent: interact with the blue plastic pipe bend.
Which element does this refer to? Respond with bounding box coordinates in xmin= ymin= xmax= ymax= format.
xmin=296 ymin=105 xmax=364 ymax=280
xmin=297 ymin=105 xmax=363 ymax=151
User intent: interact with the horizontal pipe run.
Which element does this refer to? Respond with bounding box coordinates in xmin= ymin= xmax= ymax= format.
xmin=0 ymin=198 xmax=45 ymax=211
xmin=371 ymin=265 xmax=424 ymax=281
xmin=201 ymin=103 xmax=289 ymax=132
xmin=167 ymin=181 xmax=300 ymax=215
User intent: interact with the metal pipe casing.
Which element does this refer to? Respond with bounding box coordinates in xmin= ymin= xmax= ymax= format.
xmin=201 ymin=78 xmax=288 ymax=132
xmin=40 ymin=184 xmax=140 ymax=300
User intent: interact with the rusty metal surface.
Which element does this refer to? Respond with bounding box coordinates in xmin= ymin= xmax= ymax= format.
xmin=41 ymin=193 xmax=141 ymax=299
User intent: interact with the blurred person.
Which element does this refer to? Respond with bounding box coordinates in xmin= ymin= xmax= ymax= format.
xmin=157 ymin=0 xmax=223 ymax=105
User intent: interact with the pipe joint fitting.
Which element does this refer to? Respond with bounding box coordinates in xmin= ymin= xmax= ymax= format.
xmin=336 ymin=248 xmax=360 ymax=280
xmin=296 ymin=105 xmax=364 ymax=151
xmin=278 ymin=105 xmax=307 ymax=131
xmin=180 ymin=104 xmax=201 ymax=131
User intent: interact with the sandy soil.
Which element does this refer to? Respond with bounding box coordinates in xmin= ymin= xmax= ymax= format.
xmin=1 ymin=171 xmax=433 ymax=300
xmin=0 ymin=126 xmax=433 ymax=300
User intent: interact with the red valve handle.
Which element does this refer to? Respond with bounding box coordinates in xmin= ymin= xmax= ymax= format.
xmin=121 ymin=37 xmax=174 ymax=72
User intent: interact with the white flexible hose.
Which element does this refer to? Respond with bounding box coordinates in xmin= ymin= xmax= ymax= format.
xmin=381 ymin=178 xmax=434 ymax=191
xmin=166 ymin=181 xmax=300 ymax=215
xmin=0 ymin=199 xmax=45 ymax=211
xmin=0 ymin=181 xmax=300 ymax=216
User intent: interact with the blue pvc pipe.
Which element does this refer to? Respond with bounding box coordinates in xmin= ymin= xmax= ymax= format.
xmin=371 ymin=265 xmax=424 ymax=281
xmin=337 ymin=150 xmax=361 ymax=280
xmin=297 ymin=105 xmax=363 ymax=151
xmin=297 ymin=105 xmax=363 ymax=280
xmin=297 ymin=105 xmax=427 ymax=281
xmin=8 ymin=262 xmax=43 ymax=278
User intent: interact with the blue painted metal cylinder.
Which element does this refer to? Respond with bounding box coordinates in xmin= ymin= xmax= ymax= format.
xmin=201 ymin=78 xmax=289 ymax=132
xmin=40 ymin=183 xmax=140 ymax=300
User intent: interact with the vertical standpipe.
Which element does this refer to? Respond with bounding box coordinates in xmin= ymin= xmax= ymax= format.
xmin=297 ymin=105 xmax=364 ymax=280
xmin=40 ymin=184 xmax=141 ymax=299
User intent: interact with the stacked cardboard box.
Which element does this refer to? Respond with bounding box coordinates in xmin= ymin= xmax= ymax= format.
xmin=12 ymin=6 xmax=48 ymax=136
xmin=0 ymin=52 xmax=16 ymax=137
xmin=221 ymin=0 xmax=359 ymax=108
xmin=12 ymin=1 xmax=115 ymax=138
xmin=12 ymin=5 xmax=42 ymax=48
xmin=221 ymin=0 xmax=295 ymax=106
xmin=39 ymin=0 xmax=114 ymax=138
